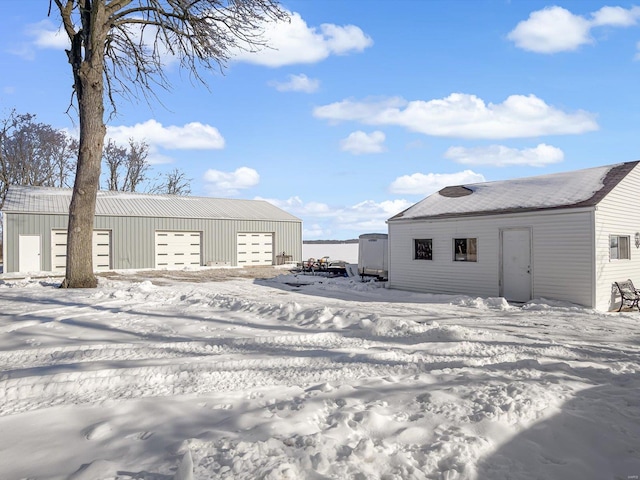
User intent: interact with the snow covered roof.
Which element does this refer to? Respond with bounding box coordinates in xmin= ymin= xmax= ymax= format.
xmin=389 ymin=161 xmax=639 ymax=221
xmin=2 ymin=186 xmax=302 ymax=222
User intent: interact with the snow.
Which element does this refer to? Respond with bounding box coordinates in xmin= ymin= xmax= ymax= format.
xmin=0 ymin=270 xmax=639 ymax=479
xmin=398 ymin=164 xmax=612 ymax=219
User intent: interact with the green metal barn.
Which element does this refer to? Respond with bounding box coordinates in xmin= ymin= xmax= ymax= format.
xmin=2 ymin=186 xmax=302 ymax=274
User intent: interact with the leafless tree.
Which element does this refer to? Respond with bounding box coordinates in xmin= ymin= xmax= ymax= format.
xmin=102 ymin=138 xmax=149 ymax=192
xmin=150 ymin=168 xmax=192 ymax=195
xmin=0 ymin=111 xmax=78 ymax=209
xmin=102 ymin=139 xmax=127 ymax=191
xmin=51 ymin=0 xmax=288 ymax=288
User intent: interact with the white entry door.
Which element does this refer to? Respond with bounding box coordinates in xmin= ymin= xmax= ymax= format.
xmin=19 ymin=235 xmax=41 ymax=272
xmin=501 ymin=228 xmax=532 ymax=303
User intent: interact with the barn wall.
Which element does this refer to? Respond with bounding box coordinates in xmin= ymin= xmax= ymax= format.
xmin=4 ymin=213 xmax=302 ymax=273
xmin=3 ymin=212 xmax=68 ymax=273
xmin=594 ymin=164 xmax=640 ymax=310
xmin=388 ymin=208 xmax=595 ymax=307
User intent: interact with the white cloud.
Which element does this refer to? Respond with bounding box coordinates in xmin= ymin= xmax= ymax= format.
xmin=18 ymin=11 xmax=372 ymax=68
xmin=444 ymin=143 xmax=564 ymax=167
xmin=231 ymin=11 xmax=373 ymax=67
xmin=314 ymin=93 xmax=598 ymax=139
xmin=269 ymin=74 xmax=320 ymax=93
xmin=340 ymin=131 xmax=386 ymax=155
xmin=258 ymin=196 xmax=411 ymax=238
xmin=508 ymin=5 xmax=640 ymax=54
xmin=303 ymin=223 xmax=329 ymax=239
xmin=203 ymin=167 xmax=259 ymax=196
xmin=26 ymin=20 xmax=68 ymax=49
xmin=145 ymin=151 xmax=176 ymax=166
xmin=389 ymin=170 xmax=486 ymax=195
xmin=590 ymin=6 xmax=640 ymax=27
xmin=107 ymin=120 xmax=225 ymax=150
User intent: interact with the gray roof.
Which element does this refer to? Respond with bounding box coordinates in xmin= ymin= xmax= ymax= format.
xmin=390 ymin=161 xmax=639 ymax=221
xmin=2 ymin=186 xmax=302 ymax=222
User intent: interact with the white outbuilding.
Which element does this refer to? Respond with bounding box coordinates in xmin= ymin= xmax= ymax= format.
xmin=387 ymin=161 xmax=640 ymax=311
xmin=2 ymin=186 xmax=302 ymax=274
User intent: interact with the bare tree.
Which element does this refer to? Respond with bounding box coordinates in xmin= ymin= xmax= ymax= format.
xmin=102 ymin=138 xmax=149 ymax=192
xmin=51 ymin=0 xmax=288 ymax=288
xmin=123 ymin=139 xmax=149 ymax=192
xmin=0 ymin=111 xmax=77 ymax=209
xmin=102 ymin=139 xmax=127 ymax=191
xmin=150 ymin=168 xmax=192 ymax=195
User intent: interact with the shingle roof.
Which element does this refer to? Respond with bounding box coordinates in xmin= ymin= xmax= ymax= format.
xmin=2 ymin=186 xmax=302 ymax=222
xmin=389 ymin=161 xmax=639 ymax=221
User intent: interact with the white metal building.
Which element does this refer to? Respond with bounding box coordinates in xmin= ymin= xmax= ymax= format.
xmin=2 ymin=186 xmax=302 ymax=274
xmin=387 ymin=161 xmax=640 ymax=311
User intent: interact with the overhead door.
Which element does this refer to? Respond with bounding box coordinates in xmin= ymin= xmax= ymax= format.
xmin=155 ymin=231 xmax=201 ymax=268
xmin=51 ymin=230 xmax=111 ymax=272
xmin=237 ymin=233 xmax=273 ymax=265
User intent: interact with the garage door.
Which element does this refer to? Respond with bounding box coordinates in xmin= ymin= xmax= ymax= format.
xmin=155 ymin=231 xmax=201 ymax=268
xmin=51 ymin=230 xmax=111 ymax=272
xmin=237 ymin=233 xmax=273 ymax=265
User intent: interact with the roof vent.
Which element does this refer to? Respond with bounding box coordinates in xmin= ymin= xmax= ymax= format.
xmin=438 ymin=186 xmax=473 ymax=198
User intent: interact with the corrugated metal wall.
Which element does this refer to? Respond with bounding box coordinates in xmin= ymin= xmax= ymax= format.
xmin=388 ymin=209 xmax=595 ymax=307
xmin=4 ymin=213 xmax=302 ymax=273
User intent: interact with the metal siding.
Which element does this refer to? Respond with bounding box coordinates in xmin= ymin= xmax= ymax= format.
xmin=389 ymin=209 xmax=594 ymax=307
xmin=3 ymin=211 xmax=302 ymax=273
xmin=594 ymin=164 xmax=640 ymax=310
xmin=3 ymin=186 xmax=302 ymax=222
xmin=4 ymin=213 xmax=68 ymax=273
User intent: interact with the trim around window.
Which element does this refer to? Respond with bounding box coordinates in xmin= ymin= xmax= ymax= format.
xmin=453 ymin=238 xmax=477 ymax=262
xmin=610 ymin=235 xmax=630 ymax=260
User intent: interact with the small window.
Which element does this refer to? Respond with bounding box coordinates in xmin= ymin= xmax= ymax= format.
xmin=454 ymin=238 xmax=477 ymax=262
xmin=414 ymin=239 xmax=433 ymax=260
xmin=610 ymin=235 xmax=630 ymax=260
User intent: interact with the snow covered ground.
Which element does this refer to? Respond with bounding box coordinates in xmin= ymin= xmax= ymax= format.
xmin=0 ymin=268 xmax=639 ymax=480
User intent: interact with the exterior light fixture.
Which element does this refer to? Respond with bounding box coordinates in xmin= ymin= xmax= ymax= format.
xmin=635 ymin=232 xmax=640 ymax=249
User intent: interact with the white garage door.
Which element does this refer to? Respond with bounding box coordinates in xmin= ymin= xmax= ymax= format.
xmin=51 ymin=230 xmax=111 ymax=272
xmin=155 ymin=231 xmax=201 ymax=268
xmin=237 ymin=233 xmax=273 ymax=265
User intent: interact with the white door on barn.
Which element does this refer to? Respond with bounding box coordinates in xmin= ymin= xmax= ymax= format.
xmin=236 ymin=233 xmax=273 ymax=265
xmin=19 ymin=235 xmax=41 ymax=272
xmin=155 ymin=231 xmax=202 ymax=268
xmin=51 ymin=230 xmax=112 ymax=272
xmin=501 ymin=228 xmax=532 ymax=303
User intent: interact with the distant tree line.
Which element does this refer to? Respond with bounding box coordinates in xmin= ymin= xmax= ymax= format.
xmin=0 ymin=110 xmax=191 ymax=209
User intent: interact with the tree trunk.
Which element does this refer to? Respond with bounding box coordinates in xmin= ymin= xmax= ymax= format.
xmin=61 ymin=1 xmax=108 ymax=288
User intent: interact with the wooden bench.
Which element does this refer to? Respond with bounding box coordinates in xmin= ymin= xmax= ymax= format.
xmin=614 ymin=280 xmax=640 ymax=311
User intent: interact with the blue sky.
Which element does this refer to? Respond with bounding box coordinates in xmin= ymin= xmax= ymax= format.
xmin=1 ymin=1 xmax=640 ymax=239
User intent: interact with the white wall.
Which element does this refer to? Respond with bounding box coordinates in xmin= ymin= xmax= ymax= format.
xmin=594 ymin=164 xmax=640 ymax=310
xmin=389 ymin=209 xmax=594 ymax=307
xmin=302 ymin=243 xmax=359 ymax=264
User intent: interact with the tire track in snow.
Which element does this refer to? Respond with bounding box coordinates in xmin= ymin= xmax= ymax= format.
xmin=0 ymin=355 xmax=415 ymax=416
xmin=0 ymin=332 xmax=371 ymax=373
